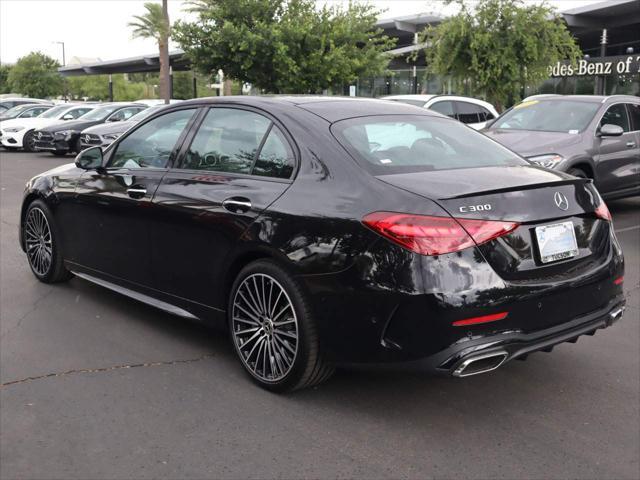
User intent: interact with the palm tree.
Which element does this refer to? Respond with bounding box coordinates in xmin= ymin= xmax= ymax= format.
xmin=128 ymin=1 xmax=171 ymax=103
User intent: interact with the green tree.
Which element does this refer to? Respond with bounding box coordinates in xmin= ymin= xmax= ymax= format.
xmin=420 ymin=0 xmax=580 ymax=110
xmin=67 ymin=75 xmax=147 ymax=101
xmin=0 ymin=64 xmax=13 ymax=94
xmin=128 ymin=1 xmax=171 ymax=102
xmin=7 ymin=52 xmax=63 ymax=98
xmin=174 ymin=0 xmax=395 ymax=94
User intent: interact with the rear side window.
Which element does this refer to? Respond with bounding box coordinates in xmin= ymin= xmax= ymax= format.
xmin=455 ymin=101 xmax=484 ymax=124
xmin=333 ymin=115 xmax=526 ymax=174
xmin=181 ymin=108 xmax=295 ymax=179
xmin=627 ymin=104 xmax=640 ymax=131
xmin=182 ymin=108 xmax=271 ymax=175
xmin=600 ymin=104 xmax=630 ymax=132
xmin=429 ymin=101 xmax=455 ymax=118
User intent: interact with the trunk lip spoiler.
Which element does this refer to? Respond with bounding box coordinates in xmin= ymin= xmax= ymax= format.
xmin=440 ymin=178 xmax=592 ymax=201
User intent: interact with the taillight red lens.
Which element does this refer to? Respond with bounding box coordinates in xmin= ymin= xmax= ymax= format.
xmin=362 ymin=212 xmax=519 ymax=256
xmin=452 ymin=312 xmax=509 ymax=327
xmin=594 ymin=201 xmax=612 ymax=221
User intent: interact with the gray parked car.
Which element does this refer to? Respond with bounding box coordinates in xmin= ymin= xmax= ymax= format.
xmin=484 ymin=95 xmax=640 ymax=200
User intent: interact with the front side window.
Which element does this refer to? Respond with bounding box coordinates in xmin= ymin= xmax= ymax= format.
xmin=429 ymin=101 xmax=455 ymax=118
xmin=333 ymin=115 xmax=526 ymax=174
xmin=67 ymin=108 xmax=93 ymax=119
xmin=21 ymin=107 xmax=49 ymax=118
xmin=109 ymin=108 xmax=195 ymax=169
xmin=600 ymin=104 xmax=630 ymax=132
xmin=492 ymin=100 xmax=600 ymax=133
xmin=182 ymin=108 xmax=271 ymax=175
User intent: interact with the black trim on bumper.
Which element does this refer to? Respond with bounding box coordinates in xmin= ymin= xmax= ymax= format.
xmin=438 ymin=296 xmax=626 ymax=375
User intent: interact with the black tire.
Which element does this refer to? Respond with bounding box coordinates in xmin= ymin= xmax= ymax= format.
xmin=2 ymin=146 xmax=18 ymax=151
xmin=228 ymin=259 xmax=334 ymax=392
xmin=22 ymin=130 xmax=36 ymax=152
xmin=568 ymin=167 xmax=589 ymax=179
xmin=51 ymin=150 xmax=67 ymax=157
xmin=23 ymin=200 xmax=73 ymax=283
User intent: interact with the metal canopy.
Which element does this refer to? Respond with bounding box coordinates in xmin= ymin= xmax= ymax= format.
xmin=58 ymin=49 xmax=191 ymax=76
xmin=562 ymin=0 xmax=640 ymax=30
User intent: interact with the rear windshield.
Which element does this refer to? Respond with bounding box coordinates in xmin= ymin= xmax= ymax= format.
xmin=332 ymin=115 xmax=526 ymax=175
xmin=491 ymin=100 xmax=600 ymax=133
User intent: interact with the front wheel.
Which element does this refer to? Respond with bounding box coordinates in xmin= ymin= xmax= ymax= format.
xmin=229 ymin=260 xmax=334 ymax=392
xmin=23 ymin=200 xmax=73 ymax=283
xmin=51 ymin=150 xmax=67 ymax=157
xmin=568 ymin=167 xmax=589 ymax=179
xmin=22 ymin=130 xmax=36 ymax=152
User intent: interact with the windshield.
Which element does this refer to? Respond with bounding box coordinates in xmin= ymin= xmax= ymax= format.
xmin=332 ymin=115 xmax=526 ymax=175
xmin=128 ymin=105 xmax=164 ymax=123
xmin=79 ymin=105 xmax=122 ymax=121
xmin=40 ymin=105 xmax=72 ymax=119
xmin=492 ymin=100 xmax=600 ymax=133
xmin=0 ymin=105 xmax=33 ymax=119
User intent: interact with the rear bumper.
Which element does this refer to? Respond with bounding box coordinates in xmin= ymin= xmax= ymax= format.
xmin=434 ymin=296 xmax=626 ymax=376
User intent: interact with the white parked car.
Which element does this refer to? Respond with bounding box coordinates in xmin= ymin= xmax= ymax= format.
xmin=0 ymin=104 xmax=96 ymax=152
xmin=382 ymin=95 xmax=499 ymax=130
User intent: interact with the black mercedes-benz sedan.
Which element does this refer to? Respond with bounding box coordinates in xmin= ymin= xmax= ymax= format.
xmin=19 ymin=96 xmax=626 ymax=391
xmin=32 ymin=103 xmax=146 ymax=156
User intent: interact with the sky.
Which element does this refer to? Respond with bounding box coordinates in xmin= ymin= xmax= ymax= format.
xmin=0 ymin=0 xmax=604 ymax=65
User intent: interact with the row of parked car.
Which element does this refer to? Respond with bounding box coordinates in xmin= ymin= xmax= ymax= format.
xmin=0 ymin=99 xmax=180 ymax=155
xmin=1 ymin=93 xmax=638 ymax=199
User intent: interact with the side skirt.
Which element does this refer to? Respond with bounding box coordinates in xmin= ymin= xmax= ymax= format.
xmin=71 ymin=270 xmax=199 ymax=320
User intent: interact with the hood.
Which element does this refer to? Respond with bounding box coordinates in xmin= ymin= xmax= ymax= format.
xmin=0 ymin=117 xmax=65 ymax=131
xmin=82 ymin=120 xmax=135 ymax=135
xmin=44 ymin=118 xmax=101 ymax=133
xmin=377 ymin=165 xmax=576 ymax=200
xmin=483 ymin=129 xmax=583 ymax=157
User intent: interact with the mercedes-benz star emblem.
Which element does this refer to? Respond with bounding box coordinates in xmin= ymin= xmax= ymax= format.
xmin=554 ymin=191 xmax=569 ymax=211
xmin=84 ymin=135 xmax=91 ymax=143
xmin=37 ymin=132 xmax=42 ymax=139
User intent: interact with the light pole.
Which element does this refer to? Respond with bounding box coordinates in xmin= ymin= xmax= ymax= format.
xmin=53 ymin=41 xmax=67 ymax=101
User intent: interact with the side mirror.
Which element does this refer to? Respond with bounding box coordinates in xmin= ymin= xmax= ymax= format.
xmin=599 ymin=124 xmax=624 ymax=137
xmin=75 ymin=146 xmax=103 ymax=170
xmin=106 ymin=117 xmax=121 ymax=122
xmin=62 ymin=113 xmax=74 ymax=120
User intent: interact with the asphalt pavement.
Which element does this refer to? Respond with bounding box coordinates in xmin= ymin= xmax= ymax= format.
xmin=1 ymin=151 xmax=639 ymax=480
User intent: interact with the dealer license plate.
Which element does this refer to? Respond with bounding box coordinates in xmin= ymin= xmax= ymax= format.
xmin=535 ymin=221 xmax=579 ymax=264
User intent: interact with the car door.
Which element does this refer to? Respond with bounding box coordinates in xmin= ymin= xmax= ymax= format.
xmin=595 ymin=103 xmax=638 ymax=194
xmin=150 ymin=106 xmax=296 ymax=310
xmin=63 ymin=107 xmax=198 ymax=287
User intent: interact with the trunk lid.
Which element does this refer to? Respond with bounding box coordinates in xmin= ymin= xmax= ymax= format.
xmin=377 ymin=165 xmax=609 ymax=283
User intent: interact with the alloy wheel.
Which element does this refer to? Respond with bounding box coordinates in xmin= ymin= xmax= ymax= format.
xmin=25 ymin=207 xmax=53 ymax=276
xmin=232 ymin=273 xmax=299 ymax=382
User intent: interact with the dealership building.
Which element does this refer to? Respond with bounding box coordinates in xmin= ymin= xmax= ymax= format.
xmin=59 ymin=0 xmax=640 ymax=100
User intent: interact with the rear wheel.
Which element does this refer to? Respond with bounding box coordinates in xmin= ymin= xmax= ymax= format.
xmin=22 ymin=130 xmax=36 ymax=152
xmin=229 ymin=260 xmax=333 ymax=392
xmin=23 ymin=200 xmax=73 ymax=283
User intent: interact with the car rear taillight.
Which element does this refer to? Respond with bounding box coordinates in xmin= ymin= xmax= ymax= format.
xmin=362 ymin=212 xmax=519 ymax=256
xmin=594 ymin=201 xmax=612 ymax=221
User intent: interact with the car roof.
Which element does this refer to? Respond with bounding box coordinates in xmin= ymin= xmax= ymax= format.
xmin=532 ymin=94 xmax=639 ymax=104
xmin=177 ymin=95 xmax=437 ymax=123
xmin=382 ymin=94 xmax=437 ymax=102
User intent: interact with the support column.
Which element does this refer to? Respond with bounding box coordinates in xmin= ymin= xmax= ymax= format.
xmin=597 ymin=29 xmax=608 ymax=95
xmin=169 ymin=66 xmax=174 ymax=101
xmin=108 ymin=74 xmax=113 ymax=102
xmin=192 ymin=70 xmax=197 ymax=99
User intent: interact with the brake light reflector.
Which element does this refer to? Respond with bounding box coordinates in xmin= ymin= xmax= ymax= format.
xmin=362 ymin=212 xmax=519 ymax=256
xmin=594 ymin=201 xmax=612 ymax=221
xmin=614 ymin=276 xmax=624 ymax=285
xmin=452 ymin=312 xmax=509 ymax=327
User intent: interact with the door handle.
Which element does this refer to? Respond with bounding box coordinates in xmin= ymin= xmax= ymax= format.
xmin=127 ymin=186 xmax=147 ymax=199
xmin=626 ymin=141 xmax=636 ymax=148
xmin=222 ymin=197 xmax=252 ymax=213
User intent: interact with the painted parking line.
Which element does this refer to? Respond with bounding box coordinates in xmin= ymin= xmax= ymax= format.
xmin=615 ymin=225 xmax=640 ymax=234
